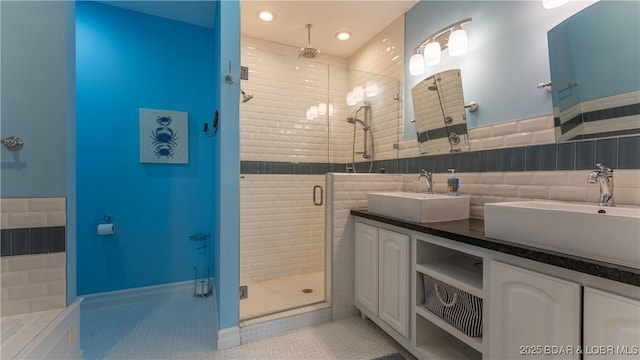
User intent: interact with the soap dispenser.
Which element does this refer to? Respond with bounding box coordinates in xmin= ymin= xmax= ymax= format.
xmin=447 ymin=168 xmax=460 ymax=196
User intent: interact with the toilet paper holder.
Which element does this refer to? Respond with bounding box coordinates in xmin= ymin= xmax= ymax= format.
xmin=96 ymin=214 xmax=116 ymax=236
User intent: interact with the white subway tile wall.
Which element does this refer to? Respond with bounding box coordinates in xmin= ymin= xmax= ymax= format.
xmin=399 ymin=170 xmax=640 ymax=218
xmin=0 ymin=198 xmax=66 ymax=229
xmin=1 ymin=253 xmax=66 ymax=316
xmin=347 ymin=16 xmax=405 ymax=162
xmin=467 ymin=115 xmax=556 ymax=151
xmin=240 ymin=175 xmax=325 ymax=283
xmin=0 ymin=198 xmax=66 ymax=316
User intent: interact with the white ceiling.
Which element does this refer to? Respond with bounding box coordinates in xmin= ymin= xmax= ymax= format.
xmin=100 ymin=0 xmax=419 ymax=59
xmin=241 ymin=1 xmax=419 ymax=58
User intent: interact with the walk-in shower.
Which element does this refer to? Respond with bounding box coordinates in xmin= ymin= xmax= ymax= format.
xmin=347 ymin=102 xmax=374 ymax=173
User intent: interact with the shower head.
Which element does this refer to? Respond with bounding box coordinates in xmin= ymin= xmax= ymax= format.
xmin=346 ymin=116 xmax=367 ymax=128
xmin=241 ymin=90 xmax=253 ymax=103
xmin=428 ymin=83 xmax=438 ymax=91
xmin=299 ymin=24 xmax=320 ymax=59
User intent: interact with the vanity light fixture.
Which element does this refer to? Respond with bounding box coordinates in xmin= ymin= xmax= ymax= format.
xmin=542 ymin=0 xmax=568 ymax=9
xmin=409 ymin=17 xmax=472 ymax=75
xmin=345 ymin=81 xmax=379 ymax=107
xmin=307 ymin=103 xmax=334 ymax=119
xmin=257 ymin=10 xmax=276 ymax=22
xmin=336 ymin=31 xmax=351 ymax=41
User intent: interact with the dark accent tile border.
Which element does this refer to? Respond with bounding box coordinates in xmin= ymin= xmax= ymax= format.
xmin=0 ymin=227 xmax=66 ymax=257
xmin=351 ymin=210 xmax=640 ymax=287
xmin=557 ymin=103 xmax=640 ymax=135
xmin=240 ymin=135 xmax=640 ymax=175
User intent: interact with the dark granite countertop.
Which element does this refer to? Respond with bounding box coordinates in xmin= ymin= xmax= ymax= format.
xmin=351 ymin=209 xmax=640 ymax=287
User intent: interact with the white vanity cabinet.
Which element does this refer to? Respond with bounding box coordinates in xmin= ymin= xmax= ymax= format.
xmin=355 ymin=221 xmax=410 ymax=338
xmin=489 ymin=261 xmax=581 ymax=359
xmin=583 ymin=287 xmax=640 ymax=359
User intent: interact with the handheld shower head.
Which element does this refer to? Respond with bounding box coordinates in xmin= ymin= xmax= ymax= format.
xmin=346 ymin=116 xmax=367 ymax=128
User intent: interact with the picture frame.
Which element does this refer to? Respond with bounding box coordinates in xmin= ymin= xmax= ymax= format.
xmin=139 ymin=108 xmax=189 ymax=164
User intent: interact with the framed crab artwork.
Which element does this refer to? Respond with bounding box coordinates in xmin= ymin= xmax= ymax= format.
xmin=139 ymin=108 xmax=189 ymax=164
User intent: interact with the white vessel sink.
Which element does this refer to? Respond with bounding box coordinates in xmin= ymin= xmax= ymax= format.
xmin=484 ymin=201 xmax=640 ymax=269
xmin=367 ymin=192 xmax=470 ymax=223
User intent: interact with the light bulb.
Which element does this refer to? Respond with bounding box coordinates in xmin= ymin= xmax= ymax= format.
xmin=409 ymin=53 xmax=425 ymax=75
xmin=542 ymin=0 xmax=568 ymax=9
xmin=257 ymin=10 xmax=276 ymax=22
xmin=448 ymin=28 xmax=468 ymax=56
xmin=309 ymin=106 xmax=318 ymax=118
xmin=353 ymin=86 xmax=364 ymax=102
xmin=365 ymin=81 xmax=378 ymax=97
xmin=318 ymin=103 xmax=327 ymax=115
xmin=424 ymin=42 xmax=441 ymax=66
xmin=346 ymin=92 xmax=356 ymax=106
xmin=306 ymin=109 xmax=313 ymax=120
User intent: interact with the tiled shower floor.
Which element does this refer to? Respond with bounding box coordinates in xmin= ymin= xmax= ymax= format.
xmin=80 ymin=292 xmax=412 ymax=359
xmin=240 ymin=271 xmax=325 ymax=320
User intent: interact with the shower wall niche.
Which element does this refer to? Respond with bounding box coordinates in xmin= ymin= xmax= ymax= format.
xmin=239 ymin=35 xmax=401 ymax=320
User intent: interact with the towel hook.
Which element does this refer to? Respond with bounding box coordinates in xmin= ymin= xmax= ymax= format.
xmin=1 ymin=136 xmax=23 ymax=151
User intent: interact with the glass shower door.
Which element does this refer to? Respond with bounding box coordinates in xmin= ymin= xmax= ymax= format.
xmin=239 ymin=41 xmax=329 ymax=321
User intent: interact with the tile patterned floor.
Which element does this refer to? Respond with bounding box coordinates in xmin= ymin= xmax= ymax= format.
xmin=81 ymin=293 xmax=412 ymax=359
xmin=240 ymin=271 xmax=325 ymax=320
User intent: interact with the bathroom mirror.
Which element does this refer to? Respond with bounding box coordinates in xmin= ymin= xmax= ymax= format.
xmin=411 ymin=69 xmax=470 ymax=154
xmin=548 ymin=1 xmax=640 ymax=142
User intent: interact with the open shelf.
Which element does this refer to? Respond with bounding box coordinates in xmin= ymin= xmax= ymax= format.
xmin=415 ymin=305 xmax=483 ymax=352
xmin=416 ymin=255 xmax=483 ymax=298
xmin=415 ymin=314 xmax=482 ymax=360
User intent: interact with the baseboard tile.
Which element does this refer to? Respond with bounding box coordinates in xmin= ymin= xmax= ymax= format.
xmin=217 ymin=326 xmax=241 ymax=350
xmin=80 ymin=281 xmax=193 ymax=310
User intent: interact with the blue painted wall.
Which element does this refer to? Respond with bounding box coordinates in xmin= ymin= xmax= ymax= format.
xmin=404 ymin=0 xmax=596 ymax=139
xmin=549 ymin=1 xmax=640 ymax=111
xmin=0 ymin=1 xmax=70 ymax=198
xmin=76 ymin=2 xmax=217 ymax=295
xmin=213 ymin=0 xmax=240 ymax=333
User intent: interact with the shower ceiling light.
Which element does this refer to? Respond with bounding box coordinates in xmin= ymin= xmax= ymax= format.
xmin=542 ymin=0 xmax=568 ymax=9
xmin=336 ymin=31 xmax=351 ymax=41
xmin=410 ymin=17 xmax=472 ymax=75
xmin=257 ymin=10 xmax=276 ymax=22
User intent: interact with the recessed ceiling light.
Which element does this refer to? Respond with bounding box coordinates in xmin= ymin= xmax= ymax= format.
xmin=257 ymin=10 xmax=276 ymax=22
xmin=336 ymin=31 xmax=351 ymax=41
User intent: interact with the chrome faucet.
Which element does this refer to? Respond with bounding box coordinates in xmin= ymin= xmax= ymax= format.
xmin=587 ymin=163 xmax=615 ymax=207
xmin=416 ymin=169 xmax=434 ymax=194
